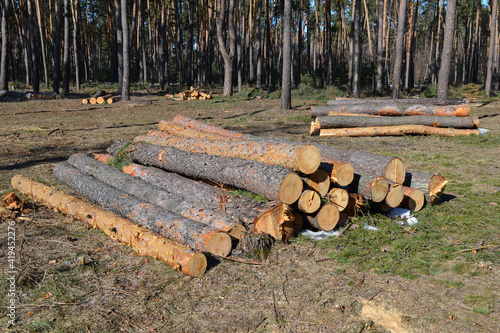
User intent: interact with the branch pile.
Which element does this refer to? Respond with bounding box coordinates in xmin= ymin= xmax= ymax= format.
xmin=165 ymin=86 xmax=212 ymax=100
xmin=310 ymin=98 xmax=480 ymax=137
xmin=10 ymin=115 xmax=449 ymax=276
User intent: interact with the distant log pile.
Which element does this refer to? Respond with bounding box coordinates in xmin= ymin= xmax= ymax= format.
xmin=165 ymin=86 xmax=212 ymax=100
xmin=10 ymin=115 xmax=449 ymax=276
xmin=81 ymin=90 xmax=121 ymax=105
xmin=0 ymin=90 xmax=56 ymax=100
xmin=310 ymin=98 xmax=480 ymax=137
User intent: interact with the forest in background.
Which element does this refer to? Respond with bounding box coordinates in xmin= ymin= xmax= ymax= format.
xmin=0 ymin=0 xmax=498 ymax=102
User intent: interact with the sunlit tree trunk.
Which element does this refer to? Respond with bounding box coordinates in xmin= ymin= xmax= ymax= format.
xmin=63 ymin=0 xmax=70 ymax=94
xmin=121 ymin=0 xmax=130 ymax=100
xmin=437 ymin=0 xmax=457 ymax=99
xmin=392 ymin=0 xmax=407 ymax=99
xmin=217 ymin=0 xmax=236 ymax=96
xmin=0 ymin=0 xmax=9 ymax=90
xmin=281 ymin=0 xmax=292 ymax=109
xmin=53 ymin=0 xmax=62 ymax=94
xmin=485 ymin=0 xmax=498 ymax=96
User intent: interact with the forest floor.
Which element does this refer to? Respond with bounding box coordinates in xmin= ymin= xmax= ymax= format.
xmin=0 ymin=88 xmax=499 ymax=332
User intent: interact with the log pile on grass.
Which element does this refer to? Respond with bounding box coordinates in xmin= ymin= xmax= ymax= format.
xmin=310 ymin=98 xmax=480 ymax=137
xmin=81 ymin=90 xmax=121 ymax=105
xmin=9 ymin=115 xmax=449 ymax=276
xmin=165 ymin=86 xmax=212 ymax=100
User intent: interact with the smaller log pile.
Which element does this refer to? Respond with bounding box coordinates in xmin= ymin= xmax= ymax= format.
xmin=310 ymin=98 xmax=480 ymax=137
xmin=165 ymin=86 xmax=212 ymax=100
xmin=0 ymin=90 xmax=56 ymax=100
xmin=82 ymin=90 xmax=121 ymax=105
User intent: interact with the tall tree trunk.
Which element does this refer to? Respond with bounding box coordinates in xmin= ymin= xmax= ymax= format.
xmin=121 ymin=0 xmax=130 ymax=100
xmin=53 ymin=0 xmax=62 ymax=94
xmin=35 ymin=0 xmax=48 ymax=89
xmin=28 ymin=0 xmax=40 ymax=93
xmin=114 ymin=0 xmax=123 ymax=93
xmin=436 ymin=0 xmax=457 ymax=99
xmin=71 ymin=0 xmax=80 ymax=90
xmin=217 ymin=0 xmax=237 ymax=96
xmin=281 ymin=0 xmax=292 ymax=109
xmin=352 ymin=0 xmax=362 ymax=98
xmin=62 ymin=0 xmax=70 ymax=94
xmin=376 ymin=0 xmax=385 ymax=95
xmin=404 ymin=0 xmax=417 ymax=89
xmin=433 ymin=0 xmax=443 ymax=84
xmin=174 ymin=0 xmax=184 ymax=88
xmin=255 ymin=0 xmax=262 ymax=88
xmin=0 ymin=0 xmax=8 ymax=90
xmin=187 ymin=0 xmax=194 ymax=87
xmin=158 ymin=0 xmax=166 ymax=90
xmin=392 ymin=0 xmax=407 ymax=99
xmin=486 ymin=0 xmax=498 ymax=96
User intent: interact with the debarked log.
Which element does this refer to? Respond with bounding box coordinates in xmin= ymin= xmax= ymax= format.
xmin=67 ymin=153 xmax=246 ymax=239
xmin=318 ymin=125 xmax=480 ymax=137
xmin=95 ymin=154 xmax=299 ymax=241
xmin=53 ymin=162 xmax=232 ymax=256
xmin=117 ymin=142 xmax=304 ymax=205
xmin=11 ymin=175 xmax=207 ymax=277
xmin=310 ymin=115 xmax=479 ymax=134
xmin=134 ymin=130 xmax=321 ymax=175
xmin=311 ymin=103 xmax=470 ymax=117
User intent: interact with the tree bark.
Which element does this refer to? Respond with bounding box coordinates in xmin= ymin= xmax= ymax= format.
xmin=53 ymin=0 xmax=61 ymax=93
xmin=352 ymin=0 xmax=361 ymax=97
xmin=53 ymin=162 xmax=232 ymax=256
xmin=174 ymin=0 xmax=184 ymax=88
xmin=311 ymin=114 xmax=479 ymax=130
xmin=67 ymin=153 xmax=245 ymax=238
xmin=116 ymin=142 xmax=303 ymax=205
xmin=437 ymin=0 xmax=457 ymax=99
xmin=0 ymin=0 xmax=9 ymax=91
xmin=485 ymin=0 xmax=498 ymax=96
xmin=114 ymin=0 xmax=123 ymax=93
xmin=281 ymin=0 xmax=292 ymax=109
xmin=319 ymin=125 xmax=479 ymax=137
xmin=121 ymin=0 xmax=130 ymax=100
xmin=326 ymin=97 xmax=468 ymax=105
xmin=392 ymin=0 xmax=407 ymax=98
xmin=218 ymin=0 xmax=237 ymax=96
xmin=62 ymin=0 xmax=70 ymax=95
xmin=137 ymin=130 xmax=321 ymax=175
xmin=70 ymin=0 xmax=80 ymax=90
xmin=11 ymin=175 xmax=207 ymax=277
xmin=311 ymin=103 xmax=471 ymax=117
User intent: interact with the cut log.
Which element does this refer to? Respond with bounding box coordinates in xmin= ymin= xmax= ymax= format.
xmin=310 ymin=115 xmax=479 ymax=133
xmin=11 ymin=175 xmax=207 ymax=277
xmin=304 ymin=169 xmax=331 ymax=196
xmin=326 ymin=98 xmax=468 ymax=106
xmin=107 ymin=96 xmax=121 ymax=104
xmin=159 ymin=121 xmax=235 ymax=141
xmin=113 ymin=142 xmax=304 ymax=205
xmin=401 ymin=187 xmax=425 ymax=212
xmin=170 ymin=115 xmax=249 ymax=139
xmin=354 ymin=174 xmax=389 ymax=203
xmin=319 ymin=125 xmax=480 ymax=137
xmin=325 ymin=187 xmax=349 ymax=212
xmin=385 ymin=182 xmax=405 ymax=208
xmin=88 ymin=89 xmax=106 ymax=105
xmin=53 ymin=162 xmax=232 ymax=256
xmin=134 ymin=130 xmax=321 ymax=175
xmin=404 ymin=170 xmax=448 ymax=205
xmin=67 ymin=153 xmax=246 ymax=238
xmin=316 ymin=145 xmax=406 ymax=184
xmin=81 ymin=98 xmax=89 ymax=105
xmin=297 ymin=189 xmax=321 ymax=214
xmin=344 ymin=193 xmax=365 ymax=217
xmin=97 ymin=94 xmax=113 ymax=104
xmin=307 ymin=203 xmax=340 ymax=231
xmin=319 ymin=158 xmax=354 ymax=186
xmin=311 ymin=103 xmax=471 ymax=118
xmin=94 ymin=153 xmax=299 ymax=241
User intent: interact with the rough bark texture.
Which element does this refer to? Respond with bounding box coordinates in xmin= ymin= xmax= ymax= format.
xmin=281 ymin=0 xmax=292 ymax=109
xmin=485 ymin=0 xmax=498 ymax=97
xmin=159 ymin=121 xmax=234 ymax=141
xmin=171 ymin=115 xmax=252 ymax=139
xmin=311 ymin=115 xmax=479 ymax=131
xmin=311 ymin=103 xmax=471 ymax=117
xmin=114 ymin=142 xmax=303 ymax=204
xmin=436 ymin=0 xmax=457 ymax=99
xmin=11 ymin=175 xmax=207 ymax=277
xmin=326 ymin=98 xmax=468 ymax=106
xmin=135 ymin=130 xmax=321 ymax=175
xmin=53 ymin=162 xmax=232 ymax=256
xmin=392 ymin=0 xmax=407 ymax=98
xmin=67 ymin=153 xmax=245 ymax=238
xmin=404 ymin=170 xmax=448 ymax=205
xmin=0 ymin=0 xmax=8 ymax=91
xmin=307 ymin=203 xmax=340 ymax=231
xmin=319 ymin=125 xmax=480 ymax=137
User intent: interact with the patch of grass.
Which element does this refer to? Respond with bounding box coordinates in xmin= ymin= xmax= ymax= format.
xmin=25 ymin=319 xmax=54 ymax=333
xmin=282 ymin=114 xmax=311 ymax=124
xmin=466 ymin=295 xmax=495 ymax=315
xmin=228 ymin=189 xmax=267 ymax=202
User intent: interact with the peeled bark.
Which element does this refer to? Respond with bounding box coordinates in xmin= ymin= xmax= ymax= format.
xmin=67 ymin=153 xmax=245 ymax=238
xmin=11 ymin=175 xmax=207 ymax=277
xmin=311 ymin=103 xmax=471 ymax=117
xmin=135 ymin=130 xmax=321 ymax=175
xmin=53 ymin=162 xmax=232 ymax=256
xmin=307 ymin=203 xmax=340 ymax=231
xmin=319 ymin=125 xmax=480 ymax=137
xmin=113 ymin=142 xmax=303 ymax=205
xmin=404 ymin=170 xmax=448 ymax=205
xmin=311 ymin=115 xmax=479 ymax=132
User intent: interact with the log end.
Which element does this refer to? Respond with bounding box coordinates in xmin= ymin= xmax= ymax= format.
xmin=298 ymin=190 xmax=322 ymax=214
xmin=428 ymin=174 xmax=448 ymax=205
xmin=326 ymin=187 xmax=349 ymax=212
xmin=227 ymin=223 xmax=247 ymax=240
xmin=278 ymin=173 xmax=303 ymax=205
xmin=306 ymin=169 xmax=331 ymax=197
xmin=206 ymin=232 xmax=233 ymax=257
xmin=185 ymin=253 xmax=208 ymax=277
xmin=297 ymin=145 xmax=321 ymax=175
xmin=316 ymin=204 xmax=340 ymax=231
xmin=81 ymin=99 xmax=88 ymax=105
xmin=309 ymin=119 xmax=320 ymax=136
xmin=403 ymin=188 xmax=425 ymax=212
xmin=253 ymin=204 xmax=295 ymax=241
xmin=385 ymin=158 xmax=406 ymax=184
xmin=385 ymin=183 xmax=405 ymax=208
xmin=333 ymin=163 xmax=355 ymax=187
xmin=371 ymin=177 xmax=390 ymax=203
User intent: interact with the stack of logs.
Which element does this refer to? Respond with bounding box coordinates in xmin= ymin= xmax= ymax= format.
xmin=10 ymin=115 xmax=448 ymax=277
xmin=0 ymin=90 xmax=56 ymax=100
xmin=310 ymin=98 xmax=480 ymax=137
xmin=165 ymin=86 xmax=212 ymax=100
xmin=81 ymin=89 xmax=120 ymax=105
